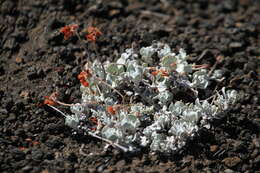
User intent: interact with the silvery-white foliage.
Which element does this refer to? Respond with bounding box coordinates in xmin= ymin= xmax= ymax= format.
xmin=70 ymin=103 xmax=89 ymax=115
xmin=124 ymin=60 xmax=144 ymax=83
xmin=141 ymin=42 xmax=192 ymax=74
xmin=176 ymin=62 xmax=192 ymax=74
xmin=65 ymin=113 xmax=80 ymax=129
xmin=60 ymin=42 xmax=238 ymax=153
xmin=91 ymin=109 xmax=112 ymax=125
xmin=102 ymin=126 xmax=123 ymax=141
xmin=92 ymin=60 xmax=106 ymax=79
xmin=175 ymin=49 xmax=192 ymax=74
xmin=168 ymin=101 xmax=186 ymax=116
xmin=182 ymin=109 xmax=200 ymax=124
xmin=65 ymin=103 xmax=92 ymax=129
xmin=100 ymin=111 xmax=140 ymax=144
xmin=117 ymin=48 xmax=137 ymax=64
xmin=169 ymin=120 xmax=198 ymax=137
xmin=195 ymin=99 xmax=218 ymax=119
xmin=176 ymin=48 xmax=187 ymax=62
xmin=210 ymin=69 xmax=224 ymax=81
xmin=157 ymin=43 xmax=172 ymax=58
xmin=105 ymin=73 xmax=123 ymax=88
xmin=130 ymin=104 xmax=154 ymax=115
xmin=153 ymin=77 xmax=168 ymax=92
xmin=214 ymin=87 xmax=238 ymax=110
xmin=118 ymin=112 xmax=141 ymax=132
xmin=140 ymin=136 xmax=149 ymax=147
xmin=105 ymin=63 xmax=125 ymax=76
xmin=140 ymin=45 xmax=157 ymax=64
xmin=154 ymin=90 xmax=173 ymax=105
xmin=160 ymin=55 xmax=177 ymax=69
xmin=191 ymin=69 xmax=210 ymax=89
xmin=150 ymin=133 xmax=165 ymax=151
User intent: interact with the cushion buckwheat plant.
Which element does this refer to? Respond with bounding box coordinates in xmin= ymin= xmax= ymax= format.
xmin=47 ymin=42 xmax=238 ymax=154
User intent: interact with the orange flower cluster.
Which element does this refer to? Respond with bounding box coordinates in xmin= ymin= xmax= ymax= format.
xmin=151 ymin=69 xmax=169 ymax=77
xmin=85 ymin=26 xmax=102 ymax=42
xmin=59 ymin=24 xmax=102 ymax=42
xmin=90 ymin=127 xmax=97 ymax=131
xmin=59 ymin=24 xmax=79 ymax=40
xmin=78 ymin=69 xmax=92 ymax=87
xmin=89 ymin=117 xmax=98 ymax=125
xmin=107 ymin=106 xmax=116 ymax=115
xmin=43 ymin=92 xmax=58 ymax=106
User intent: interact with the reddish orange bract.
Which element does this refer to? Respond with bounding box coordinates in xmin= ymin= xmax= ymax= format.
xmin=85 ymin=26 xmax=102 ymax=42
xmin=151 ymin=69 xmax=169 ymax=77
xmin=90 ymin=127 xmax=97 ymax=131
xmin=107 ymin=106 xmax=116 ymax=115
xmin=81 ymin=80 xmax=89 ymax=87
xmin=151 ymin=70 xmax=159 ymax=76
xmin=89 ymin=117 xmax=98 ymax=124
xmin=78 ymin=70 xmax=92 ymax=87
xmin=43 ymin=92 xmax=58 ymax=106
xmin=59 ymin=24 xmax=78 ymax=40
xmin=43 ymin=96 xmax=57 ymax=106
xmin=161 ymin=70 xmax=169 ymax=77
xmin=78 ymin=70 xmax=92 ymax=80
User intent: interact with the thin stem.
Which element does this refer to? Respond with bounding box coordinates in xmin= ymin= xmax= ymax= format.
xmin=95 ymin=83 xmax=102 ymax=96
xmin=108 ymin=63 xmax=126 ymax=67
xmin=75 ymin=32 xmax=89 ymax=59
xmin=192 ymin=64 xmax=210 ymax=70
xmin=88 ymin=132 xmax=129 ymax=152
xmin=208 ymin=62 xmax=218 ymax=76
xmin=56 ymin=100 xmax=74 ymax=107
xmin=47 ymin=105 xmax=67 ymax=118
xmin=93 ymin=76 xmax=125 ymax=104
